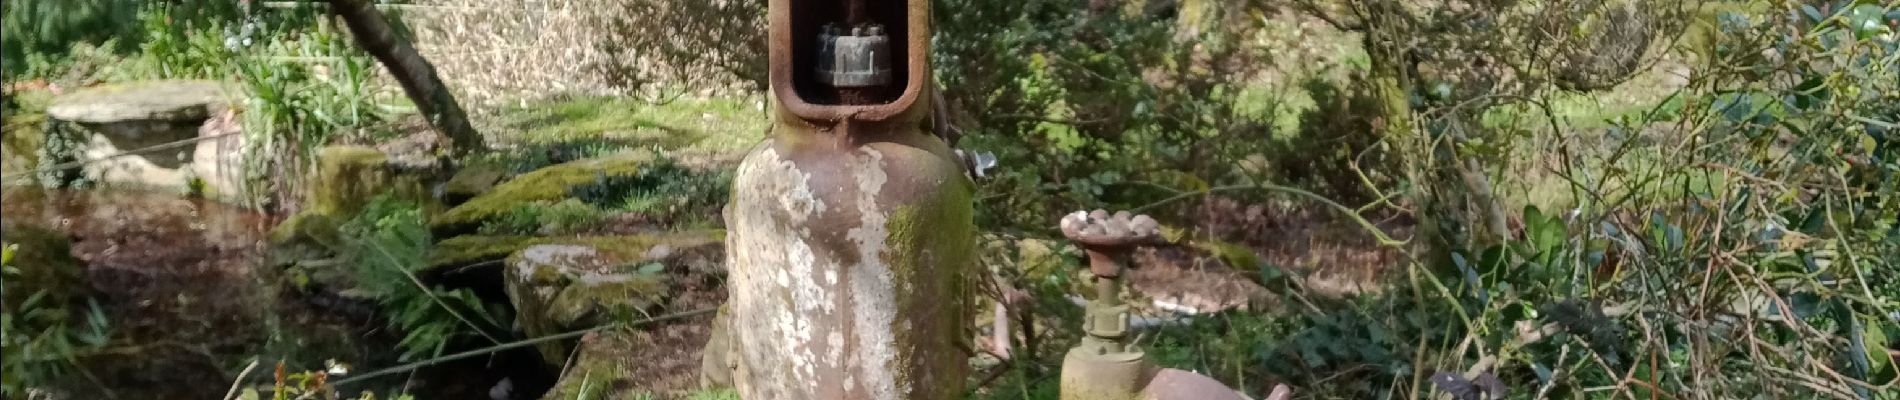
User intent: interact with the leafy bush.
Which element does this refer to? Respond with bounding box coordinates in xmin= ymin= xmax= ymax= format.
xmin=338 ymin=197 xmax=508 ymax=361
xmin=1207 ymin=1 xmax=1900 ymax=398
xmin=0 ymin=0 xmax=141 ymax=79
xmin=232 ymin=8 xmax=393 ymax=210
xmin=0 ymin=244 xmax=112 ymax=397
xmin=936 ymin=0 xmax=1274 ymax=229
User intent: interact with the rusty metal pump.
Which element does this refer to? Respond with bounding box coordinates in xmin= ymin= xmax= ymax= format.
xmin=713 ymin=0 xmax=976 ymax=398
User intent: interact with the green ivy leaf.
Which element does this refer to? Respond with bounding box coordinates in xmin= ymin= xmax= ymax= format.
xmin=1866 ymin=319 xmax=1895 ymax=381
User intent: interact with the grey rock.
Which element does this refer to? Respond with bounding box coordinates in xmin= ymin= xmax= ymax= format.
xmin=46 ymin=80 xmax=231 ymax=125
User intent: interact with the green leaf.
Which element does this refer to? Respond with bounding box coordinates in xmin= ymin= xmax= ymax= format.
xmin=1849 ymin=4 xmax=1888 ymax=40
xmin=1867 ymin=319 xmax=1895 ymax=381
xmin=1801 ymin=4 xmax=1826 ymax=23
xmin=636 ymin=262 xmax=665 ymax=276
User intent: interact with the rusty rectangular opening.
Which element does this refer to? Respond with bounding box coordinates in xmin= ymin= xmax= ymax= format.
xmin=789 ymin=0 xmax=910 ymax=105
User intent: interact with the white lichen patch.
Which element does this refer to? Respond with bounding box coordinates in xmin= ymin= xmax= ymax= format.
xmin=727 ymin=147 xmax=836 ymax=398
xmin=844 ymin=148 xmax=905 ymax=398
xmin=727 ymin=145 xmax=951 ymax=399
xmin=513 ymin=244 xmax=599 ymax=281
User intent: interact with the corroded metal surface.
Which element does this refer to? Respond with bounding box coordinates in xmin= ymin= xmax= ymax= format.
xmin=1058 ymin=210 xmax=1249 ymax=400
xmin=720 ymin=0 xmax=975 ymax=398
xmin=1141 ymin=368 xmax=1250 ymax=400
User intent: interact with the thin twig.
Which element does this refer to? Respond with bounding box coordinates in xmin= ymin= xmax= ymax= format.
xmin=223 ymin=359 xmax=262 ymax=400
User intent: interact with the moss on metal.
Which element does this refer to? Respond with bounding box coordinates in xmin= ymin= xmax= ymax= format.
xmin=877 ymin=180 xmax=977 ymax=399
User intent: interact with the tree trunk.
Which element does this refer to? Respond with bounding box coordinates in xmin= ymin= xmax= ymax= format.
xmin=327 ymin=0 xmax=484 ymax=155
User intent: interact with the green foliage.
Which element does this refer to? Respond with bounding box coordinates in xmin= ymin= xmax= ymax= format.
xmin=1274 ymin=76 xmax=1391 ymax=201
xmin=478 ymin=199 xmax=614 ymax=236
xmin=936 ymin=0 xmax=1275 ymax=230
xmin=684 ymin=388 xmax=741 ymax=400
xmin=3 ymin=1 xmax=244 ymax=82
xmin=1223 ymin=1 xmax=1900 ymax=397
xmin=234 ymin=13 xmax=392 ymax=209
xmin=338 ymin=196 xmax=508 ymax=361
xmin=0 ymin=0 xmax=141 ymax=79
xmin=582 ymin=158 xmax=733 ymax=222
xmin=0 ymin=244 xmax=112 ymax=397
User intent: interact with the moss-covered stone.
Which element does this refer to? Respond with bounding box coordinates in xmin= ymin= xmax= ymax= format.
xmin=1 ymin=114 xmax=47 ymax=186
xmin=499 ymin=232 xmax=724 ymax=365
xmin=269 ymin=146 xmax=433 ymax=245
xmin=441 ymin=163 xmax=507 ymax=205
xmin=539 ymin=331 xmax=640 ymax=400
xmin=698 ymin=305 xmax=734 ymax=389
xmin=1 ymin=221 xmax=88 ymax=311
xmin=45 ymin=80 xmax=230 ymax=124
xmin=430 ymin=230 xmax=724 ymax=271
xmin=507 ymin=244 xmax=663 ymax=365
xmin=430 ymin=152 xmax=652 ymax=234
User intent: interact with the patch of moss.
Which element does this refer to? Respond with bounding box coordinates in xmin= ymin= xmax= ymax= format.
xmin=429 ymin=230 xmax=723 ymax=271
xmin=307 ymin=146 xmax=395 ymax=214
xmin=1 ymin=113 xmax=47 ymax=185
xmin=430 ymin=152 xmax=652 ymax=235
xmin=685 ymin=388 xmax=741 ymax=400
xmin=540 ymin=331 xmax=638 ymax=400
xmin=492 ymin=95 xmax=766 ymax=153
xmin=506 ymin=243 xmax=671 ymax=364
xmin=269 ymin=146 xmax=435 ymax=245
xmin=441 ymin=163 xmax=506 ymax=205
xmin=878 ymin=172 xmax=978 ymax=400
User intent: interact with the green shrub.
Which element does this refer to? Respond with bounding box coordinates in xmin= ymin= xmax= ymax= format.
xmin=338 ymin=196 xmax=509 ymax=361
xmin=936 ymin=0 xmax=1273 ymax=230
xmin=0 ymin=244 xmax=112 ymax=397
xmin=0 ymin=0 xmax=141 ymax=79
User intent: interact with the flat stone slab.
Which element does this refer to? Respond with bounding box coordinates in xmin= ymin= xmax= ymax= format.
xmin=46 ymin=80 xmax=231 ymax=124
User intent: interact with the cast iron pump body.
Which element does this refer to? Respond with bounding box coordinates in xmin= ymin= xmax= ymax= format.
xmin=718 ymin=0 xmax=977 ymax=398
